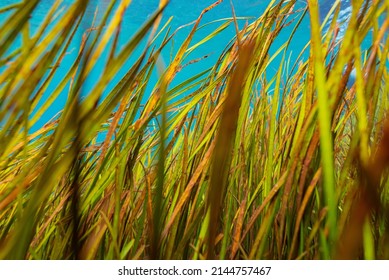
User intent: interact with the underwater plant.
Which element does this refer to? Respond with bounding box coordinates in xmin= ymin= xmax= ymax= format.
xmin=0 ymin=0 xmax=388 ymax=260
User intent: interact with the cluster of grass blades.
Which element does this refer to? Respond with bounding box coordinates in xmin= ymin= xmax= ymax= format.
xmin=0 ymin=0 xmax=389 ymax=259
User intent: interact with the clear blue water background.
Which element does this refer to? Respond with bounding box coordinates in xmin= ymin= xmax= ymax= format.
xmin=0 ymin=0 xmax=355 ymax=132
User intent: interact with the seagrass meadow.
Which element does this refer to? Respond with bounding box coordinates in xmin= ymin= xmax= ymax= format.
xmin=0 ymin=0 xmax=389 ymax=260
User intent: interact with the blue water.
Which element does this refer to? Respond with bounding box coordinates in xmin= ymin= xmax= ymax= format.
xmin=0 ymin=0 xmax=358 ymax=132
